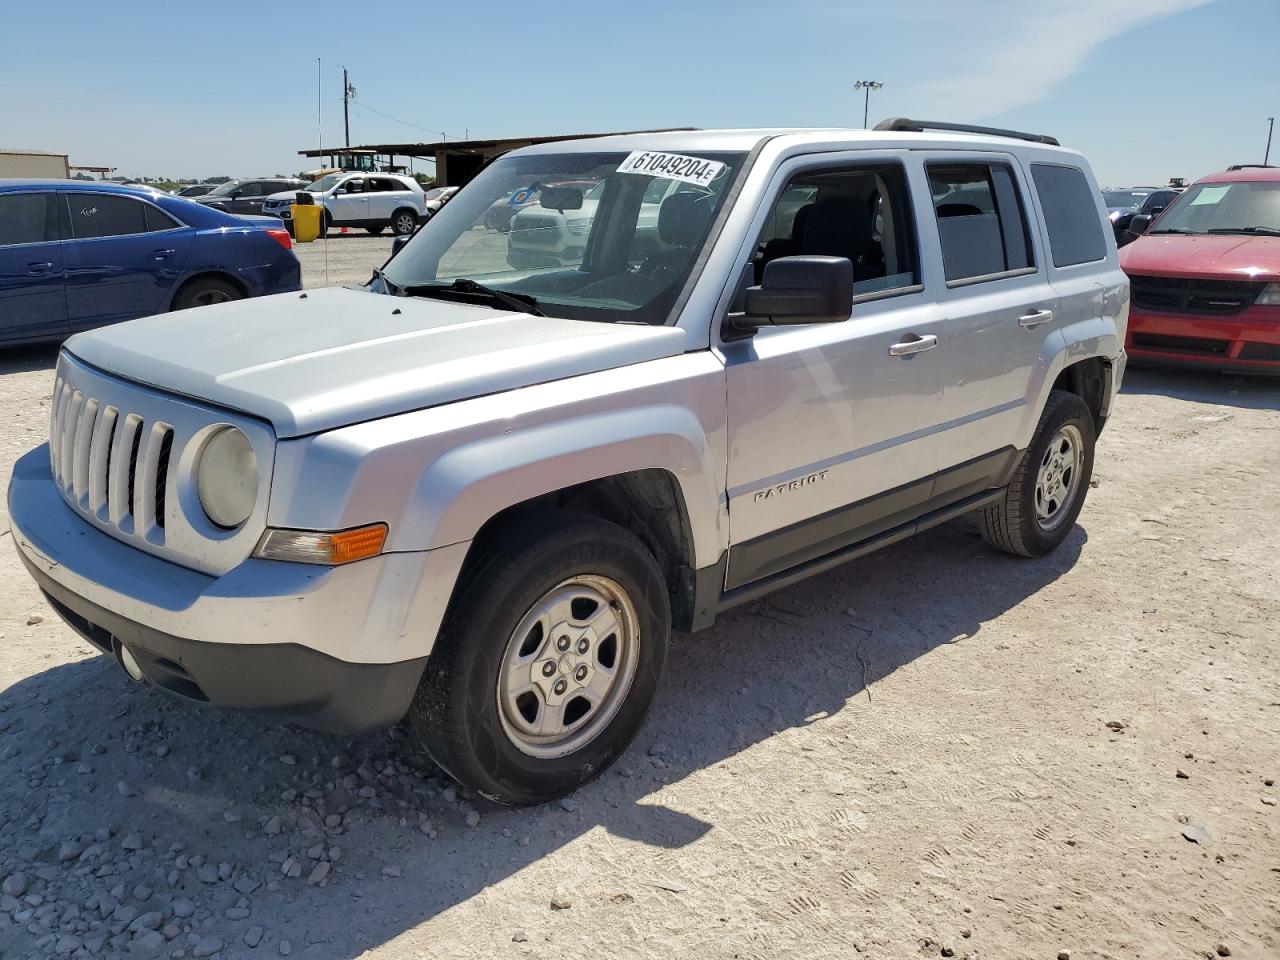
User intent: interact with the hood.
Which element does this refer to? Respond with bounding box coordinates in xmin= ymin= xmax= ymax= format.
xmin=63 ymin=287 xmax=687 ymax=438
xmin=1120 ymin=233 xmax=1280 ymax=281
xmin=264 ymin=190 xmax=308 ymax=202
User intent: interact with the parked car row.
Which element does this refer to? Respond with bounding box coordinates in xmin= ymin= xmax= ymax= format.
xmin=1103 ymin=186 xmax=1181 ymax=247
xmin=0 ymin=180 xmax=300 ymax=345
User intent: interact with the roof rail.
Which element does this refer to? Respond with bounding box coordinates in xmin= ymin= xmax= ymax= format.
xmin=1227 ymin=163 xmax=1274 ymax=171
xmin=873 ymin=117 xmax=1060 ymax=147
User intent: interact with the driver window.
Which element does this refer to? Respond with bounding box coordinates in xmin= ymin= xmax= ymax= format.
xmin=752 ymin=164 xmax=919 ymax=297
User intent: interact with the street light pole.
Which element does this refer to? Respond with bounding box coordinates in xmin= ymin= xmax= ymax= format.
xmin=853 ymin=80 xmax=884 ymax=129
xmin=1266 ymin=116 xmax=1275 ymax=166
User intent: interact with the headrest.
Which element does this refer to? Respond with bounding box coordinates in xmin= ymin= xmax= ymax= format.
xmin=658 ymin=192 xmax=714 ymax=247
xmin=801 ymin=196 xmax=870 ymax=257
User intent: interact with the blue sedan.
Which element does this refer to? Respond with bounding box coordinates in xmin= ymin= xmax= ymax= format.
xmin=0 ymin=180 xmax=301 ymax=346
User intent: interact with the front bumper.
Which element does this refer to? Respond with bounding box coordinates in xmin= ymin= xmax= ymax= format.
xmin=9 ymin=447 xmax=470 ymax=732
xmin=1126 ymin=307 xmax=1280 ymax=373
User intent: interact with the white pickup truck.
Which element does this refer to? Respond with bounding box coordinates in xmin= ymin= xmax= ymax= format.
xmin=9 ymin=122 xmax=1128 ymax=804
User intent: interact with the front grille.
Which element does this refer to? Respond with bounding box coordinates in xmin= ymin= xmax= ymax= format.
xmin=510 ymin=215 xmax=561 ymax=246
xmin=49 ymin=376 xmax=175 ymax=543
xmin=1131 ymin=333 xmax=1230 ymax=355
xmin=1129 ymin=275 xmax=1265 ymax=316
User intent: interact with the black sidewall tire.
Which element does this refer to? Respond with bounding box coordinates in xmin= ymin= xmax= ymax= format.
xmin=173 ymin=278 xmax=241 ymax=312
xmin=410 ymin=514 xmax=670 ymax=805
xmin=1012 ymin=392 xmax=1096 ymax=556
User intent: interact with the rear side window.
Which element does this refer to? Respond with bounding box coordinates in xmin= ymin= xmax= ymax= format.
xmin=928 ymin=163 xmax=1033 ymax=283
xmin=1031 ymin=163 xmax=1107 ymax=267
xmin=0 ymin=193 xmax=55 ymax=246
xmin=66 ymin=194 xmax=148 ymax=239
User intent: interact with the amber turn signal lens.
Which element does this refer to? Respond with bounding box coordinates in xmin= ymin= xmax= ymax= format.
xmin=254 ymin=524 xmax=388 ymax=565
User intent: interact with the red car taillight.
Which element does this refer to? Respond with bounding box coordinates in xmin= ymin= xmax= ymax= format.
xmin=265 ymin=228 xmax=292 ymax=251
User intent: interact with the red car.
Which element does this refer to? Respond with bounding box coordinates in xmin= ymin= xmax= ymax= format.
xmin=1120 ymin=164 xmax=1280 ymax=373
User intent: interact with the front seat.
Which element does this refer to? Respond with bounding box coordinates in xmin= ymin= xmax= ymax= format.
xmin=645 ymin=192 xmax=715 ymax=278
xmin=799 ymin=196 xmax=884 ymax=282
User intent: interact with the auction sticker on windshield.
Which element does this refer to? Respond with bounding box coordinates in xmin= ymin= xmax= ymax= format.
xmin=617 ymin=151 xmax=726 ymax=188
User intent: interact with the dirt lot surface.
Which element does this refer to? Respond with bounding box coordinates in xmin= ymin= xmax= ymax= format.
xmin=0 ymin=260 xmax=1277 ymax=960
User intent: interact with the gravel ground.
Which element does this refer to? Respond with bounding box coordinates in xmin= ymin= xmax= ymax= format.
xmin=293 ymin=234 xmax=394 ymax=290
xmin=0 ymin=295 xmax=1277 ymax=959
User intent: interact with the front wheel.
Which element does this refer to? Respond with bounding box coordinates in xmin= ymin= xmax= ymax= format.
xmin=365 ymin=226 xmax=384 ymax=236
xmin=980 ymin=389 xmax=1096 ymax=557
xmin=409 ymin=512 xmax=670 ymax=805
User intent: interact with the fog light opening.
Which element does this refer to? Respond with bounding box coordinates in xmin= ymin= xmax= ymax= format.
xmin=117 ymin=642 xmax=146 ymax=682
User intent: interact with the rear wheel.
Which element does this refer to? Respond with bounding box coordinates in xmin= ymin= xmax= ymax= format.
xmin=980 ymin=389 xmax=1095 ymax=557
xmin=365 ymin=225 xmax=384 ymax=236
xmin=392 ymin=209 xmax=418 ymax=236
xmin=409 ymin=512 xmax=670 ymax=805
xmin=171 ymin=277 xmax=242 ymax=311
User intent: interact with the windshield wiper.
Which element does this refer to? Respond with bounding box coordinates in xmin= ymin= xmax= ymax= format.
xmin=404 ymin=278 xmax=544 ymax=316
xmin=1206 ymin=226 xmax=1280 ymax=237
xmin=1148 ymin=228 xmax=1201 ymax=235
xmin=370 ymin=266 xmax=402 ymax=296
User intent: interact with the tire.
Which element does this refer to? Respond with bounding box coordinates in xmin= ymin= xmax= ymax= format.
xmin=391 ymin=209 xmax=418 ymax=236
xmin=980 ymin=389 xmax=1096 ymax=557
xmin=171 ymin=277 xmax=242 ymax=311
xmin=319 ymin=211 xmax=333 ymax=238
xmin=409 ymin=511 xmax=671 ymax=805
xmin=365 ymin=226 xmax=384 ymax=236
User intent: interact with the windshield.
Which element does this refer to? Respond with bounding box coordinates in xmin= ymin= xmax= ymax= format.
xmin=383 ymin=149 xmax=747 ymax=325
xmin=1151 ymin=181 xmax=1280 ymax=234
xmin=206 ymin=180 xmax=244 ymax=197
xmin=1103 ymin=189 xmax=1152 ymax=209
xmin=305 ymin=174 xmax=344 ymax=193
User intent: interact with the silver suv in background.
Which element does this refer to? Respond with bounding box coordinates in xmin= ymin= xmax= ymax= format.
xmin=262 ymin=172 xmax=427 ymax=236
xmin=9 ymin=122 xmax=1127 ymax=805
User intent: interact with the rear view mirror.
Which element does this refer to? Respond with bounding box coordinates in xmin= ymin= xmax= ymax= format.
xmin=736 ymin=256 xmax=854 ymax=330
xmin=1128 ymin=214 xmax=1154 ymax=237
xmin=539 ymin=186 xmax=583 ymax=211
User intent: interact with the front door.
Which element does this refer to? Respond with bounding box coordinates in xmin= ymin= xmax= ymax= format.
xmin=326 ymin=178 xmax=368 ymax=225
xmin=0 ymin=191 xmax=68 ymax=344
xmin=720 ymin=153 xmax=952 ymax=590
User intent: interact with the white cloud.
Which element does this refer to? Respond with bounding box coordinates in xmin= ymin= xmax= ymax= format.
xmin=899 ymin=0 xmax=1218 ymax=119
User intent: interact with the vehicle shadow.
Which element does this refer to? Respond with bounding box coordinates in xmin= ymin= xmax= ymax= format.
xmin=0 ymin=517 xmax=1084 ymax=958
xmin=1121 ymin=363 xmax=1280 ymax=410
xmin=0 ymin=343 xmax=60 ymax=376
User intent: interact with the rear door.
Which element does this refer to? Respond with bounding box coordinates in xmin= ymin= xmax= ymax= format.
xmin=918 ymin=153 xmax=1062 ymax=487
xmin=63 ymin=193 xmax=196 ymax=331
xmin=364 ymin=177 xmax=399 ymax=222
xmin=0 ymin=191 xmax=68 ymax=343
xmin=230 ymin=180 xmax=268 ymax=215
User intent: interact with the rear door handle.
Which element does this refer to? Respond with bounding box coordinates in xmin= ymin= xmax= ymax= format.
xmin=1018 ymin=308 xmax=1055 ymax=329
xmin=26 ymin=261 xmax=54 ymax=274
xmin=152 ymin=248 xmax=176 ymax=261
xmin=889 ymin=333 xmax=939 ymax=357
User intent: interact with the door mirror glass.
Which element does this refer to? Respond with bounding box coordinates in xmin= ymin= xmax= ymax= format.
xmin=739 ymin=255 xmax=853 ymax=329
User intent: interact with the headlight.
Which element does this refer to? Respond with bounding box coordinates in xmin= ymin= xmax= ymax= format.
xmin=1256 ymin=283 xmax=1280 ymax=305
xmin=197 ymin=427 xmax=258 ymax=528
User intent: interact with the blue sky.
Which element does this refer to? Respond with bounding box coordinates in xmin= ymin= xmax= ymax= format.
xmin=2 ymin=0 xmax=1276 ymax=187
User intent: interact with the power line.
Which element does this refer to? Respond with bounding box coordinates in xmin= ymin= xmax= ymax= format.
xmin=348 ymin=100 xmax=449 ymax=140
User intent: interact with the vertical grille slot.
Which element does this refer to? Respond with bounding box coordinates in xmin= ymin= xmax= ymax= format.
xmin=109 ymin=415 xmax=143 ymax=528
xmin=57 ymin=389 xmax=84 ymax=491
xmin=126 ymin=426 xmax=144 ymax=518
xmin=87 ymin=405 xmax=118 ymax=516
xmin=71 ymin=398 xmax=99 ymax=505
xmin=154 ymin=428 xmax=175 ymax=530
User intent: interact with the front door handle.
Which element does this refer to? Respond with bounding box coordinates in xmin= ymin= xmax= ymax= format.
xmin=889 ymin=333 xmax=939 ymax=357
xmin=26 ymin=261 xmax=54 ymax=274
xmin=1018 ymin=308 xmax=1055 ymax=329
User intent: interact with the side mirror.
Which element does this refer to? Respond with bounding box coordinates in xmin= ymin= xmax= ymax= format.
xmin=1128 ymin=214 xmax=1154 ymax=237
xmin=736 ymin=256 xmax=854 ymax=330
xmin=390 ymin=234 xmax=411 ymax=258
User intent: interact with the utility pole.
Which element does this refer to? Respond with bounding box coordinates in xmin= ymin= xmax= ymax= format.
xmin=342 ymin=67 xmax=352 ymax=148
xmin=853 ymin=80 xmax=883 ymax=129
xmin=1266 ymin=116 xmax=1274 ymax=166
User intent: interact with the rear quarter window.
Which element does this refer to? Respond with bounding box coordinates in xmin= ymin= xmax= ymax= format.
xmin=1031 ymin=163 xmax=1107 ymax=267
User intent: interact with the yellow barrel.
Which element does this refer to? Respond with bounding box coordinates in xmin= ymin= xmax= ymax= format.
xmin=291 ymin=203 xmax=322 ymax=243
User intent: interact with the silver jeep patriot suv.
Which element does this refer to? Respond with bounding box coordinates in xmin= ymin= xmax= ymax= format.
xmin=9 ymin=121 xmax=1128 ymax=805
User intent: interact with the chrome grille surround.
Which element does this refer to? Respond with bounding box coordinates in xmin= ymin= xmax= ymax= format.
xmin=48 ymin=352 xmax=276 ymax=577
